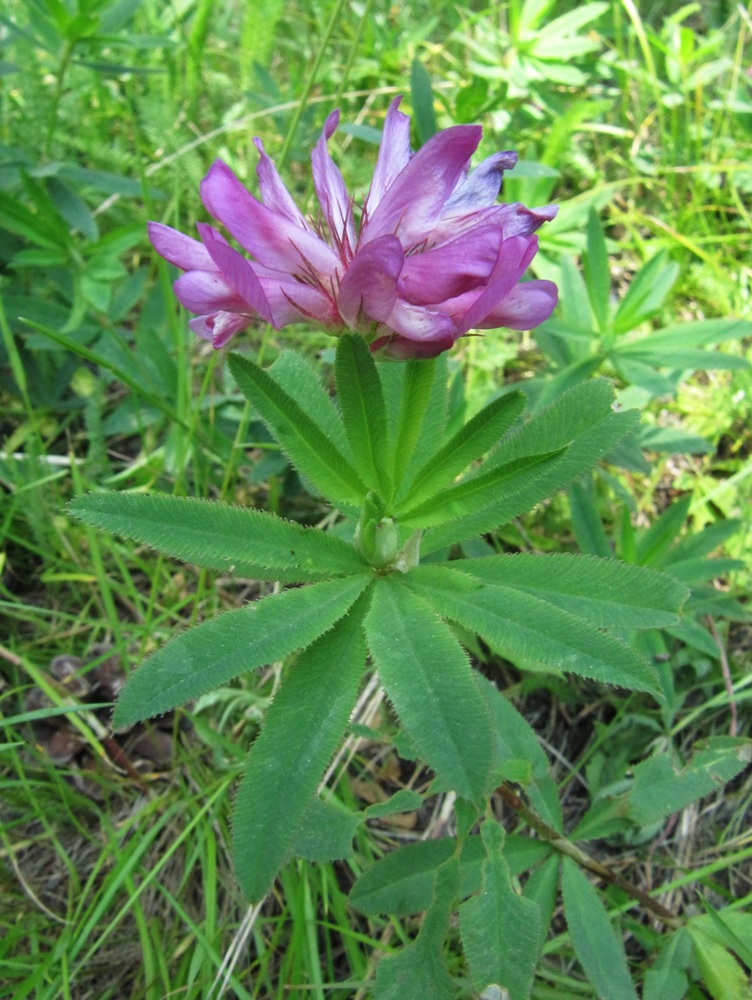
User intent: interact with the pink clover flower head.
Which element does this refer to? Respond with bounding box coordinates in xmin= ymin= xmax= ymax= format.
xmin=148 ymin=97 xmax=558 ymax=359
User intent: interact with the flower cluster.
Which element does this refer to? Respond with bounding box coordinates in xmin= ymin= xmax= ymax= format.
xmin=149 ymin=98 xmax=557 ymax=359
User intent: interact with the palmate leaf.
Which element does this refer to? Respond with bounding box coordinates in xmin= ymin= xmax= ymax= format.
xmin=389 ymin=354 xmax=437 ymax=492
xmin=113 ymin=575 xmax=370 ymax=726
xmin=421 ymin=380 xmax=640 ymax=555
xmin=364 ymin=577 xmax=495 ymax=802
xmin=459 ymin=821 xmax=541 ymax=1000
xmin=232 ymin=594 xmax=369 ymax=901
xmin=375 ymin=861 xmax=458 ymax=1000
xmin=350 ymin=835 xmax=549 ymax=918
xmin=562 ymin=858 xmax=639 ymax=1000
xmin=269 ymin=350 xmax=353 ymax=457
xmin=397 ymin=450 xmax=563 ymax=530
xmin=396 ymin=390 xmax=526 ymax=511
xmin=335 ymin=333 xmax=392 ymax=498
xmin=228 ymin=353 xmax=366 ymax=507
xmin=405 ymin=565 xmax=659 ymax=693
xmin=476 ymin=675 xmax=562 ymax=831
xmin=459 ymin=553 xmax=688 ymax=629
xmin=68 ymin=492 xmax=369 ymax=583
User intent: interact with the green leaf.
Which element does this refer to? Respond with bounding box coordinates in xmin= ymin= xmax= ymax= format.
xmin=612 ymin=252 xmax=679 ymax=334
xmin=270 ymin=350 xmax=353 ymax=458
xmin=350 ymin=835 xmax=548 ymax=917
xmin=364 ymin=577 xmax=495 ymax=802
xmin=68 ymin=492 xmax=369 ymax=583
xmin=475 ymin=675 xmax=562 ymax=831
xmin=351 ymin=839 xmax=458 ymax=916
xmin=458 ymin=553 xmax=688 ymax=629
xmin=232 ymin=597 xmax=368 ymax=900
xmin=582 ymin=209 xmax=610 ymax=332
xmin=375 ymin=861 xmax=458 ymax=1000
xmin=643 ymin=930 xmax=691 ymax=1000
xmin=568 ymin=479 xmax=612 ymax=557
xmin=618 ymin=343 xmax=748 ymax=372
xmin=522 ymin=854 xmax=560 ymax=954
xmin=561 ymin=858 xmax=639 ymax=1000
xmin=335 ymin=333 xmax=392 ymax=498
xmin=627 ymin=738 xmax=752 ymax=827
xmin=634 ymin=495 xmax=691 ymax=567
xmin=228 ymin=353 xmax=366 ymax=506
xmin=422 ymin=380 xmax=639 ymax=555
xmin=397 ymin=391 xmax=525 ymax=512
xmin=405 ymin=565 xmax=659 ymax=693
xmin=397 ymin=450 xmax=563 ymax=530
xmin=290 ymin=796 xmax=361 ymax=863
xmin=410 ymin=59 xmax=438 ymax=144
xmin=389 ymin=357 xmax=437 ymax=493
xmin=688 ymin=922 xmax=751 ymax=1000
xmin=113 ymin=576 xmax=370 ymax=726
xmin=364 ymin=789 xmax=424 ymax=820
xmin=459 ymin=821 xmax=541 ymax=1000
xmin=627 ymin=317 xmax=752 ymax=351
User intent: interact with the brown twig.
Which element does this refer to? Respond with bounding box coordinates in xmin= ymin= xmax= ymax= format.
xmin=497 ymin=784 xmax=682 ymax=929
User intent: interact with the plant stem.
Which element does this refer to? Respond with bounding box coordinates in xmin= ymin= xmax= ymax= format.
xmin=497 ymin=784 xmax=683 ymax=928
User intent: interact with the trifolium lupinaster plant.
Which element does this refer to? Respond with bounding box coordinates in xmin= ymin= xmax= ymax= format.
xmin=69 ymin=98 xmax=749 ymax=999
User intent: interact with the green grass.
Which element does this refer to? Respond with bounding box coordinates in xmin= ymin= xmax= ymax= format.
xmin=1 ymin=0 xmax=751 ymax=996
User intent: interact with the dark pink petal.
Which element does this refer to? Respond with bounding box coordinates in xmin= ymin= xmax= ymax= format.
xmin=174 ymin=271 xmax=248 ymax=314
xmin=381 ymin=298 xmax=456 ymax=342
xmin=200 ymin=160 xmax=338 ymax=276
xmin=371 ymin=332 xmax=455 ymax=359
xmin=398 ymin=226 xmax=503 ymax=305
xmin=364 ymin=97 xmax=411 ymax=218
xmin=148 ymin=222 xmax=214 ymax=271
xmin=477 ymin=279 xmax=558 ymax=330
xmin=253 ymin=138 xmax=309 ymax=227
xmin=454 ymin=235 xmax=540 ymax=336
xmin=338 ymin=235 xmax=403 ymax=328
xmin=443 ymin=151 xmax=517 ymax=213
xmin=189 ymin=312 xmax=251 ymax=348
xmin=312 ymin=110 xmax=356 ymax=257
xmin=261 ymin=278 xmax=343 ymax=330
xmin=361 ymin=125 xmax=483 ymax=249
xmin=198 ymin=224 xmax=276 ymax=326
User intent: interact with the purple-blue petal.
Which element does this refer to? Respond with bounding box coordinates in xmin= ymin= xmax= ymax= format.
xmin=443 ymin=151 xmax=518 ymax=214
xmin=361 ymin=125 xmax=483 ymax=249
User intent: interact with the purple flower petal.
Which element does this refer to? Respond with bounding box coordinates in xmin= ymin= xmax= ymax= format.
xmin=364 ymin=97 xmax=411 ymax=218
xmin=253 ymin=138 xmax=310 ymax=228
xmin=148 ymin=222 xmax=214 ymax=270
xmin=478 ymin=279 xmax=558 ymax=330
xmin=371 ymin=332 xmax=455 ymax=359
xmin=443 ymin=151 xmax=518 ymax=213
xmin=338 ymin=235 xmax=403 ymax=328
xmin=381 ymin=298 xmax=456 ymax=343
xmin=361 ymin=125 xmax=483 ymax=249
xmin=200 ymin=160 xmax=339 ymax=277
xmin=190 ymin=312 xmax=251 ymax=348
xmin=398 ymin=226 xmax=503 ymax=305
xmin=174 ymin=271 xmax=248 ymax=314
xmin=198 ymin=224 xmax=275 ymax=326
xmin=312 ymin=110 xmax=356 ymax=258
xmin=454 ymin=235 xmax=540 ymax=336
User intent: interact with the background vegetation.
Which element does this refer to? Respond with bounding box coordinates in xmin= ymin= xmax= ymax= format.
xmin=1 ymin=0 xmax=750 ymax=996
